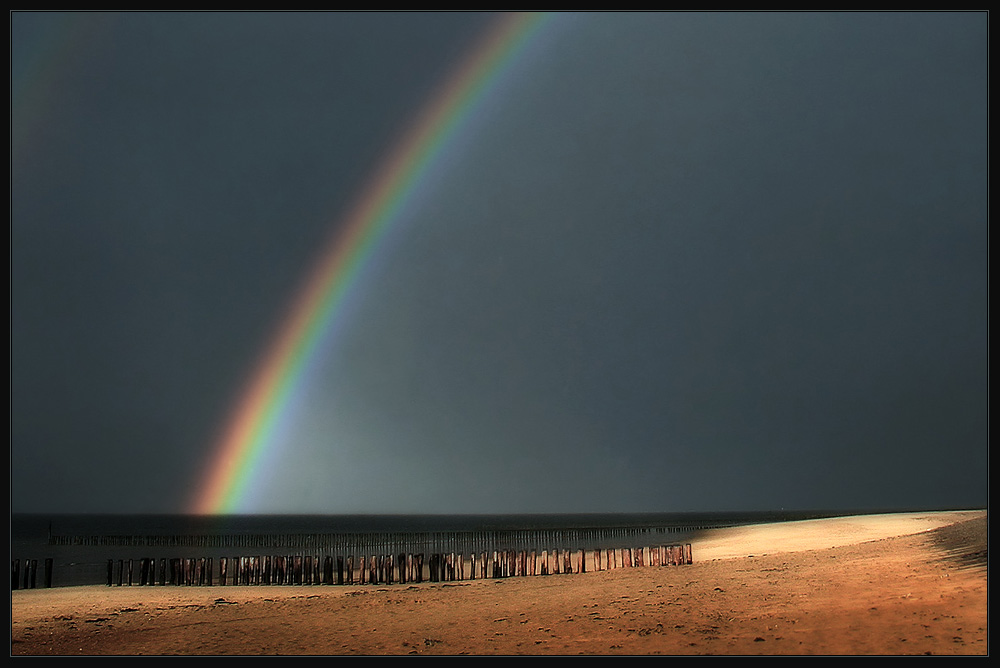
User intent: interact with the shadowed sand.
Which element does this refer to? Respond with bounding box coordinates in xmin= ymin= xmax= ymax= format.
xmin=11 ymin=510 xmax=986 ymax=656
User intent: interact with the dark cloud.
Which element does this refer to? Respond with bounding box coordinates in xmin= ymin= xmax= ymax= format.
xmin=11 ymin=12 xmax=987 ymax=514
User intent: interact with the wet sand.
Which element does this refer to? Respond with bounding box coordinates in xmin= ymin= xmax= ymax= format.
xmin=11 ymin=509 xmax=987 ymax=656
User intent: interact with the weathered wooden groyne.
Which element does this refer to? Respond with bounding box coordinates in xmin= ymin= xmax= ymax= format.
xmin=11 ymin=558 xmax=53 ymax=590
xmin=45 ymin=523 xmax=713 ymax=552
xmin=98 ymin=544 xmax=693 ymax=587
xmin=21 ymin=520 xmax=720 ymax=588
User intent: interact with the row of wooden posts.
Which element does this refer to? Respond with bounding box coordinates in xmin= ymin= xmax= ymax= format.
xmin=104 ymin=544 xmax=693 ymax=587
xmin=11 ymin=558 xmax=53 ymax=590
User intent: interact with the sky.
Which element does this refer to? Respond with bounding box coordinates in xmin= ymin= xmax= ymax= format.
xmin=11 ymin=11 xmax=988 ymax=516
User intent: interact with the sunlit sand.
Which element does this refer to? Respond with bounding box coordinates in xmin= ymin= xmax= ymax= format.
xmin=11 ymin=510 xmax=986 ymax=656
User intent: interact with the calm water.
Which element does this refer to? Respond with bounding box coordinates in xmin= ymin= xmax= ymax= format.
xmin=12 ymin=510 xmax=856 ymax=588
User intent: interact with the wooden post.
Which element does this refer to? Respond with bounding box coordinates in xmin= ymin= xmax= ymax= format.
xmin=684 ymin=543 xmax=693 ymax=564
xmin=337 ymin=556 xmax=345 ymax=585
xmin=105 ymin=559 xmax=113 ymax=587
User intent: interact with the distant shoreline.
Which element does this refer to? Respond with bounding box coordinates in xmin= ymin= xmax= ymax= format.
xmin=12 ymin=509 xmax=985 ymax=590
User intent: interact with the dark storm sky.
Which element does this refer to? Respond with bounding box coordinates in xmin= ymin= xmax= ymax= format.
xmin=10 ymin=11 xmax=988 ymax=515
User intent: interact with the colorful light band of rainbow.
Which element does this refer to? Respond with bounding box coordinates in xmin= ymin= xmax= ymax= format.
xmin=191 ymin=12 xmax=553 ymax=514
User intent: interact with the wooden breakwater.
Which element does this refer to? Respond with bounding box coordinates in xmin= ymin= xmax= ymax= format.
xmin=45 ymin=523 xmax=714 ymax=552
xmin=99 ymin=544 xmax=693 ymax=587
xmin=25 ymin=521 xmax=718 ymax=587
xmin=11 ymin=558 xmax=53 ymax=590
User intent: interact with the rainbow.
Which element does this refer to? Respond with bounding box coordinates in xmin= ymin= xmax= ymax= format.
xmin=192 ymin=12 xmax=554 ymax=514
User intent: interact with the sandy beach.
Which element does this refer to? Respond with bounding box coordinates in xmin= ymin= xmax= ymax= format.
xmin=11 ymin=509 xmax=987 ymax=656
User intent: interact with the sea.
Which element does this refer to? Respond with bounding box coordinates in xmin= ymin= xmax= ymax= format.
xmin=11 ymin=510 xmax=863 ymax=588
